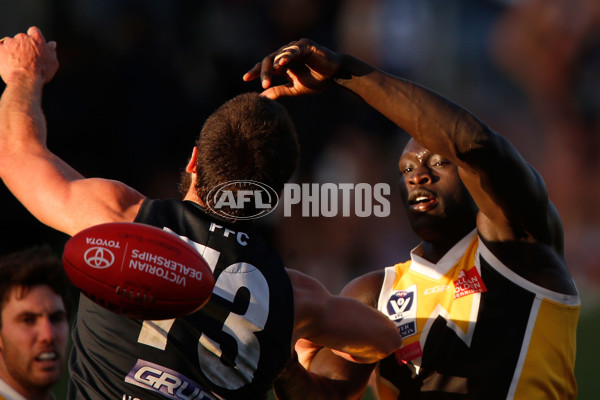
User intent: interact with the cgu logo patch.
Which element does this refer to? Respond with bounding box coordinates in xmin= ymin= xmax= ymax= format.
xmin=454 ymin=267 xmax=487 ymax=299
xmin=206 ymin=180 xmax=279 ymax=220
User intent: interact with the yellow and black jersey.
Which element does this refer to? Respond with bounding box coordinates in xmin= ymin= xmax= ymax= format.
xmin=376 ymin=230 xmax=579 ymax=400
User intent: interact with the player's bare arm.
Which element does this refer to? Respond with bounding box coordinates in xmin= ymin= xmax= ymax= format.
xmin=277 ymin=270 xmax=387 ymax=400
xmin=244 ymin=39 xmax=549 ymax=245
xmin=244 ymin=39 xmax=576 ymax=292
xmin=0 ymin=27 xmax=144 ymax=236
xmin=322 ymin=51 xmax=578 ymax=295
xmin=287 ymin=268 xmax=400 ymax=364
xmin=332 ymin=56 xmax=553 ymax=243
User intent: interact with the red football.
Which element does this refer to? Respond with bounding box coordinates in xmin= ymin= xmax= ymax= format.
xmin=62 ymin=222 xmax=215 ymax=320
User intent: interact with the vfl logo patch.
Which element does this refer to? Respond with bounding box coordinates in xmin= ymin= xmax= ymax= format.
xmin=387 ymin=290 xmax=414 ymax=320
xmin=386 ymin=285 xmax=417 ymax=339
xmin=454 ymin=267 xmax=487 ymax=299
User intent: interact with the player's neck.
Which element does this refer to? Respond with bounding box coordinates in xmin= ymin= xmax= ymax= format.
xmin=182 ymin=185 xmax=204 ymax=206
xmin=0 ymin=374 xmax=52 ymax=400
xmin=418 ymin=226 xmax=476 ymax=263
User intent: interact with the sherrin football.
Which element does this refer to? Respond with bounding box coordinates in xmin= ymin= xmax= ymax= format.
xmin=62 ymin=222 xmax=215 ymax=320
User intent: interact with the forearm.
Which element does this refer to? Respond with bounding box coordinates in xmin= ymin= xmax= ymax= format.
xmin=328 ymin=296 xmax=400 ymax=362
xmin=333 ymin=54 xmax=492 ymax=161
xmin=291 ymin=269 xmax=401 ymax=363
xmin=0 ymin=78 xmax=48 ymax=157
xmin=0 ymin=78 xmax=88 ymax=233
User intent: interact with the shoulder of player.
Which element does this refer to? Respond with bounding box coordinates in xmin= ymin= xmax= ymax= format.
xmin=478 ymin=232 xmax=578 ymax=295
xmin=340 ymin=270 xmax=385 ymax=308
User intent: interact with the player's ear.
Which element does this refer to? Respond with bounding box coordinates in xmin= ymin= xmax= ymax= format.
xmin=185 ymin=147 xmax=198 ymax=174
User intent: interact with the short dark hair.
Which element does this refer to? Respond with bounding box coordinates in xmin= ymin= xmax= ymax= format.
xmin=0 ymin=245 xmax=75 ymax=326
xmin=184 ymin=92 xmax=300 ymax=218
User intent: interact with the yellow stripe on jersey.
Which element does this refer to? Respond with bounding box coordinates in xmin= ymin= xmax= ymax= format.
xmin=510 ymin=296 xmax=579 ymax=400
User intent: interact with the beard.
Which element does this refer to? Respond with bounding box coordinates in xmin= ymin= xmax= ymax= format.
xmin=178 ymin=170 xmax=192 ymax=198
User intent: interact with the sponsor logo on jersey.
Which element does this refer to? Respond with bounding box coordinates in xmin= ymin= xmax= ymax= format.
xmin=454 ymin=267 xmax=487 ymax=299
xmin=125 ymin=359 xmax=219 ymax=400
xmin=122 ymin=395 xmax=142 ymax=400
xmin=424 ymin=285 xmax=452 ymax=295
xmin=394 ymin=341 xmax=423 ymax=364
xmin=84 ymin=247 xmax=115 ymax=269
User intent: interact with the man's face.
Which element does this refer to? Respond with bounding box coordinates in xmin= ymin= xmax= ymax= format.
xmin=398 ymin=139 xmax=476 ymax=234
xmin=0 ymin=285 xmax=68 ymax=397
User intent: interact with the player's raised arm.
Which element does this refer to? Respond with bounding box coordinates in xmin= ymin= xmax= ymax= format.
xmin=244 ymin=38 xmax=555 ymax=250
xmin=0 ymin=27 xmax=144 ymax=236
xmin=332 ymin=55 xmax=557 ymax=247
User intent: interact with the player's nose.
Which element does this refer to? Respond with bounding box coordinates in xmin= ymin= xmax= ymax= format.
xmin=408 ymin=165 xmax=432 ymax=186
xmin=37 ymin=317 xmax=56 ymax=342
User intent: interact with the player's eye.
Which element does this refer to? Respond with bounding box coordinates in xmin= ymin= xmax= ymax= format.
xmin=400 ymin=165 xmax=414 ymax=174
xmin=21 ymin=316 xmax=36 ymax=325
xmin=430 ymin=158 xmax=450 ymax=168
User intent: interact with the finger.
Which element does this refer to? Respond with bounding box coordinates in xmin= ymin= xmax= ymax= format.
xmin=260 ymin=83 xmax=294 ymax=100
xmin=0 ymin=37 xmax=7 ymax=45
xmin=259 ymin=57 xmax=275 ymax=89
xmin=27 ymin=26 xmax=46 ymax=44
xmin=260 ymin=87 xmax=279 ymax=100
xmin=242 ymin=63 xmax=261 ymax=82
xmin=273 ymin=45 xmax=300 ymax=67
xmin=259 ymin=42 xmax=299 ymax=88
xmin=48 ymin=41 xmax=57 ymax=50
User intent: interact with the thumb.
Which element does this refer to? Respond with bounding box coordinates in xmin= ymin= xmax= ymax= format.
xmin=260 ymin=88 xmax=280 ymax=100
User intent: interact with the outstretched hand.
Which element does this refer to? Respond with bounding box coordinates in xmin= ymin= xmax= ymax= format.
xmin=0 ymin=26 xmax=58 ymax=86
xmin=242 ymin=38 xmax=341 ymax=100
